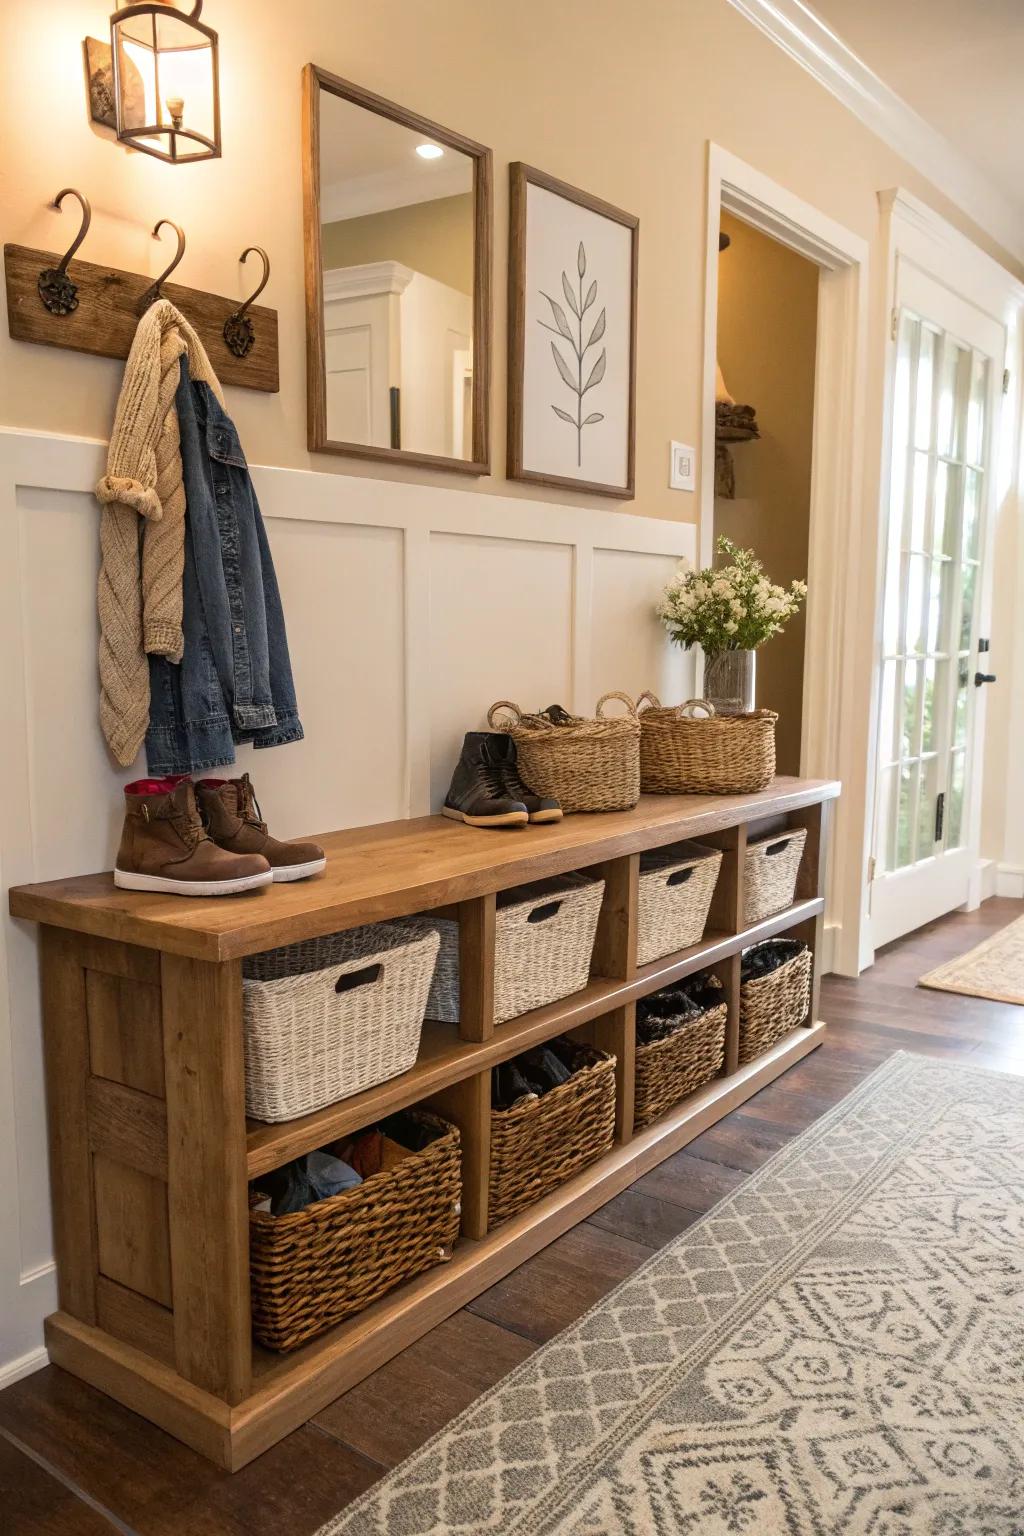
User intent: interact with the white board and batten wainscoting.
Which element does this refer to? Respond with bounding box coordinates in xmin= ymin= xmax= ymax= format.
xmin=0 ymin=425 xmax=693 ymax=1383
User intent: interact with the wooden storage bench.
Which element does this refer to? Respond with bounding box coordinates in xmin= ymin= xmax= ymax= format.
xmin=9 ymin=774 xmax=838 ymax=1470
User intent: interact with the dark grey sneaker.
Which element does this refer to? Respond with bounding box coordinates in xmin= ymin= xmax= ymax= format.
xmin=484 ymin=733 xmax=563 ymax=823
xmin=443 ymin=732 xmax=529 ymax=828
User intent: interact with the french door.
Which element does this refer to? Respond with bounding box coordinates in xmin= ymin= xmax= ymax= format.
xmin=871 ymin=263 xmax=1005 ymax=948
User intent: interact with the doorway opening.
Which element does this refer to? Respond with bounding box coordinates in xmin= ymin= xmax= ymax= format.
xmin=713 ymin=214 xmax=819 ymax=776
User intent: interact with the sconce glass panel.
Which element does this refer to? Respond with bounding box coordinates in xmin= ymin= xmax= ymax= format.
xmin=110 ymin=1 xmax=220 ymax=162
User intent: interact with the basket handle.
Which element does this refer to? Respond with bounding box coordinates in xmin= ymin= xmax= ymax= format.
xmin=334 ymin=963 xmax=382 ymax=994
xmin=679 ymin=698 xmax=716 ymax=719
xmin=666 ymin=867 xmax=694 ymax=887
xmin=527 ymin=899 xmax=563 ymax=924
xmin=596 ymin=690 xmax=639 ymax=720
xmin=487 ymin=700 xmax=523 ymax=729
xmin=636 ymin=690 xmax=662 ymax=714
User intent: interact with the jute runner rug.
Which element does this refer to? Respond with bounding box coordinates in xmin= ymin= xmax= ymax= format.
xmin=317 ymin=1052 xmax=1024 ymax=1535
xmin=919 ymin=913 xmax=1024 ymax=1005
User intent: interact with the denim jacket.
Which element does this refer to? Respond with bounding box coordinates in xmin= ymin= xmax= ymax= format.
xmin=146 ymin=359 xmax=303 ymax=775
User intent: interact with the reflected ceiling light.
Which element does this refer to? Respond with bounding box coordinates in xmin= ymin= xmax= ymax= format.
xmin=415 ymin=143 xmax=444 ymax=160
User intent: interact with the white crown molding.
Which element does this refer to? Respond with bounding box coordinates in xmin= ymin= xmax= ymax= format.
xmin=323 ymin=260 xmax=415 ymax=302
xmin=880 ymin=188 xmax=1024 ymax=315
xmin=724 ymin=0 xmax=1024 ymax=263
xmin=321 ymin=163 xmax=473 ymax=223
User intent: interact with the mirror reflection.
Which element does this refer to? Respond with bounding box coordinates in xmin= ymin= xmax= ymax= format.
xmin=319 ymin=90 xmax=477 ymax=459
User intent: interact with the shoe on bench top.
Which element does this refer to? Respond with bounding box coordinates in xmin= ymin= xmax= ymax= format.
xmin=443 ymin=731 xmax=529 ymax=828
xmin=483 ymin=732 xmax=562 ymax=823
xmin=114 ymin=778 xmax=273 ymax=896
xmin=195 ymin=773 xmax=327 ymax=882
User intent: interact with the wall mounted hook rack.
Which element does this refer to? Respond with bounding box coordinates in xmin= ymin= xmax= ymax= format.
xmin=38 ymin=189 xmax=93 ymax=316
xmin=5 ymin=198 xmax=279 ymax=392
xmin=223 ymin=246 xmax=270 ymax=359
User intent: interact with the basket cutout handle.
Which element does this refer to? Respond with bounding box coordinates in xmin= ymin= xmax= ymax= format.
xmin=527 ymin=899 xmax=562 ymax=924
xmin=636 ymin=690 xmax=662 ymax=714
xmin=666 ymin=867 xmax=694 ymax=887
xmin=487 ymin=700 xmax=523 ymax=729
xmin=334 ymin=962 xmax=382 ymax=994
xmin=596 ymin=690 xmax=639 ymax=720
xmin=679 ymin=698 xmax=716 ymax=719
xmin=764 ymin=839 xmax=791 ymax=856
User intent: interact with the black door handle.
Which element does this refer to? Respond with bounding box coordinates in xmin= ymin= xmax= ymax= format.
xmin=974 ymin=672 xmax=997 ymax=687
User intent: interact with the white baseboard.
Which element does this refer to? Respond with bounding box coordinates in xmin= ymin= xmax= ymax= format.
xmin=996 ymin=864 xmax=1024 ymax=899
xmin=0 ymin=1343 xmax=48 ymax=1390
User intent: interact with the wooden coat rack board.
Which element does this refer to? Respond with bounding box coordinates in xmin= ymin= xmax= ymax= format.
xmin=4 ymin=200 xmax=279 ymax=393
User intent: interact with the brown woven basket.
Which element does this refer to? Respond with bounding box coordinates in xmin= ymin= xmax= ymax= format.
xmin=249 ymin=1111 xmax=461 ymax=1351
xmin=738 ymin=942 xmax=812 ymax=1065
xmin=744 ymin=827 xmax=807 ymax=925
xmin=634 ymin=998 xmax=727 ymax=1129
xmin=637 ymin=693 xmax=777 ymax=795
xmin=637 ymin=841 xmax=723 ymax=965
xmin=489 ymin=1042 xmax=616 ymax=1228
xmin=487 ymin=694 xmax=640 ymax=813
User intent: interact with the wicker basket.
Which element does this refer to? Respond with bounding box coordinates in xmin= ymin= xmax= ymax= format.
xmin=249 ymin=1111 xmax=461 ymax=1351
xmin=241 ymin=922 xmax=441 ymax=1123
xmin=636 ymin=693 xmax=777 ymax=795
xmin=487 ymin=694 xmax=641 ymax=813
xmin=744 ymin=827 xmax=807 ymax=925
xmin=634 ymin=987 xmax=727 ymax=1129
xmin=637 ymin=841 xmax=723 ymax=965
xmin=738 ymin=940 xmax=812 ymax=1065
xmin=421 ymin=873 xmax=604 ymax=1026
xmin=489 ymin=1042 xmax=616 ymax=1228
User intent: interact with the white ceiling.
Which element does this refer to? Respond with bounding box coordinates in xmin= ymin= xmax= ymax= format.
xmin=810 ymin=0 xmax=1024 ymax=221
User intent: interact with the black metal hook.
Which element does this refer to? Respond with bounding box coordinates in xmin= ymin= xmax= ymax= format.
xmin=38 ymin=188 xmax=92 ymax=316
xmin=138 ymin=219 xmax=186 ymax=313
xmin=223 ymin=246 xmax=270 ymax=358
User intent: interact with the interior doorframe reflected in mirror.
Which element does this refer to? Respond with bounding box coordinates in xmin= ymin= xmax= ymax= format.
xmin=302 ymin=63 xmax=493 ymax=474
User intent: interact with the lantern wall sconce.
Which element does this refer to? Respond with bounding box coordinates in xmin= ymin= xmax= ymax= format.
xmin=85 ymin=0 xmax=221 ymax=163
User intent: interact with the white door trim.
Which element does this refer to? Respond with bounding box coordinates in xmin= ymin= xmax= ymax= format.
xmin=701 ymin=143 xmax=870 ymax=976
xmin=862 ymin=189 xmax=1024 ymax=961
xmin=722 ymin=0 xmax=1024 ymax=264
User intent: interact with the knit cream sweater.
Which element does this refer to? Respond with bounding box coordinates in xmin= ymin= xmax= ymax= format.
xmin=96 ymin=300 xmax=223 ymax=767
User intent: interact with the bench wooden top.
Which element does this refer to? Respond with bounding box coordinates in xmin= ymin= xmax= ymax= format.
xmin=8 ymin=778 xmax=840 ymax=961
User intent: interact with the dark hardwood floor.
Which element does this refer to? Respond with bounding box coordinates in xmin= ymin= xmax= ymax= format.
xmin=3 ymin=897 xmax=1022 ymax=1535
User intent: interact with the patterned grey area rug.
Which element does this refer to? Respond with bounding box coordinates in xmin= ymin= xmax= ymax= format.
xmin=317 ymin=1053 xmax=1024 ymax=1535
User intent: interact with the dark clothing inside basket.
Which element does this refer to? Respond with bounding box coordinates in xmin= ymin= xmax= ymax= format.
xmin=492 ymin=1038 xmax=583 ymax=1110
xmin=742 ymin=938 xmax=807 ymax=982
xmin=636 ymin=972 xmax=724 ymax=1045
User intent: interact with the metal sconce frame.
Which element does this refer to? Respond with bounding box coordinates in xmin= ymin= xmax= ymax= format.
xmin=93 ymin=0 xmax=221 ymax=164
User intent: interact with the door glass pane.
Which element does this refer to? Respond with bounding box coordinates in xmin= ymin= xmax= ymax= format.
xmin=959 ymin=564 xmax=977 ymax=651
xmin=914 ymin=327 xmax=936 ymax=449
xmin=909 ymin=452 xmax=929 ymax=550
xmin=963 ymin=469 xmax=981 ymax=561
xmin=906 ymin=557 xmax=926 ymax=653
xmin=922 ymin=659 xmax=940 ymax=753
xmin=932 ymin=460 xmax=953 ymax=556
xmin=953 ymin=658 xmax=969 ymax=748
xmin=947 ymin=750 xmax=966 ymax=848
xmin=966 ymin=355 xmax=987 ymax=466
xmin=918 ymin=758 xmax=937 ymax=858
xmin=902 ymin=659 xmax=921 ymax=757
xmin=937 ymin=341 xmax=967 ymax=459
xmin=896 ymin=764 xmax=915 ymax=868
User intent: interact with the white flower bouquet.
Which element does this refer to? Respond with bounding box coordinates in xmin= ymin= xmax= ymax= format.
xmin=657 ymin=537 xmax=807 ymax=653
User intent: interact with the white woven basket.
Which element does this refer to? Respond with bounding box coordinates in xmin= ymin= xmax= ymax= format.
xmin=637 ymin=841 xmax=723 ymax=965
xmin=422 ymin=873 xmax=605 ymax=1025
xmin=744 ymin=827 xmax=807 ymax=925
xmin=242 ymin=921 xmax=440 ymax=1122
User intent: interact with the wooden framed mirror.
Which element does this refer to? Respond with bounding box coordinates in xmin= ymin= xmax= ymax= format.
xmin=302 ymin=65 xmax=492 ymax=473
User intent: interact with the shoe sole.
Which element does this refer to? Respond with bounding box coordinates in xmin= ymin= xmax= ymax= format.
xmin=272 ymin=857 xmax=327 ymax=882
xmin=442 ymin=806 xmax=529 ymax=828
xmin=114 ymin=867 xmax=273 ymax=897
xmin=528 ymin=809 xmax=564 ymax=823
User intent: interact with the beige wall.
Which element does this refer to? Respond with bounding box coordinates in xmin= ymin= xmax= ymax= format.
xmin=715 ymin=212 xmax=818 ymax=774
xmin=0 ymin=0 xmax=1020 ymax=518
xmin=322 ymin=194 xmax=474 ymax=294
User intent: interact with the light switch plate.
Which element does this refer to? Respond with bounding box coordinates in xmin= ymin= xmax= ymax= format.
xmin=669 ymin=441 xmax=696 ymax=491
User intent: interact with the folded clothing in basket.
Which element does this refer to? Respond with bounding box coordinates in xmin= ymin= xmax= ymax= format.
xmin=257 ymin=1110 xmax=444 ymax=1215
xmin=492 ymin=1038 xmax=582 ymax=1110
xmin=741 ymin=937 xmax=806 ymax=982
xmin=636 ymin=971 xmax=724 ymax=1045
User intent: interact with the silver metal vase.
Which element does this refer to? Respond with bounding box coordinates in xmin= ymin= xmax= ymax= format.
xmin=703 ymin=649 xmax=756 ymax=715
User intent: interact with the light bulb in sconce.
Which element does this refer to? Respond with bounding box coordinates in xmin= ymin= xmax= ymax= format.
xmin=166 ymin=96 xmax=185 ymax=130
xmin=415 ymin=143 xmax=444 ymax=160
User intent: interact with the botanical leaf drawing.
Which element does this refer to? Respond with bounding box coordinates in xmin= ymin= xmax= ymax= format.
xmin=538 ymin=242 xmax=607 ymax=466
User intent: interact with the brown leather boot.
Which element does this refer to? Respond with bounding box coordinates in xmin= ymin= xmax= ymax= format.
xmin=195 ymin=774 xmax=326 ymax=882
xmin=114 ymin=778 xmax=273 ymax=896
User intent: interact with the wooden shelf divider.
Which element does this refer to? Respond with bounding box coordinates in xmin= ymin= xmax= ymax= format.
xmin=11 ymin=778 xmax=839 ymax=1470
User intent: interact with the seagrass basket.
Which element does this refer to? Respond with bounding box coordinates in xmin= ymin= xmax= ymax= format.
xmin=249 ymin=1111 xmax=461 ymax=1351
xmin=738 ymin=940 xmax=812 ymax=1065
xmin=422 ymin=873 xmax=605 ymax=1025
xmin=487 ymin=694 xmax=641 ymax=813
xmin=488 ymin=1042 xmax=616 ymax=1228
xmin=241 ymin=921 xmax=440 ymax=1122
xmin=634 ymin=988 xmax=727 ymax=1129
xmin=636 ymin=693 xmax=777 ymax=795
xmin=744 ymin=827 xmax=807 ymax=925
xmin=637 ymin=841 xmax=722 ymax=965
